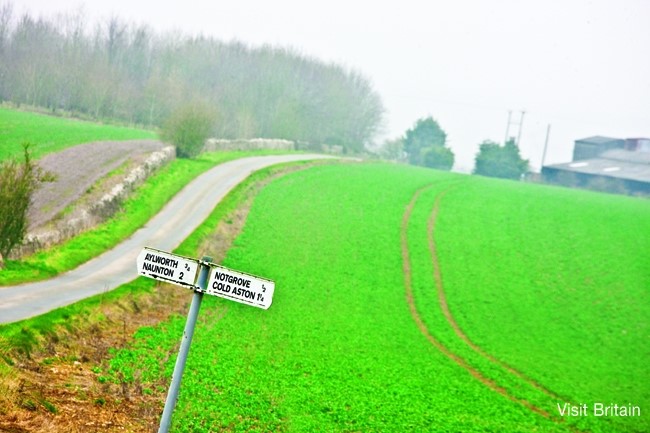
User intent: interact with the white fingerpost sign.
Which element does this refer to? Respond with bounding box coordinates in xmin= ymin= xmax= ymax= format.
xmin=137 ymin=247 xmax=200 ymax=288
xmin=135 ymin=246 xmax=275 ymax=433
xmin=205 ymin=264 xmax=275 ymax=309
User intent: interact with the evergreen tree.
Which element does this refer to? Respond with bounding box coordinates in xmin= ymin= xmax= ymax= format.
xmin=403 ymin=117 xmax=454 ymax=170
xmin=473 ymin=139 xmax=529 ymax=180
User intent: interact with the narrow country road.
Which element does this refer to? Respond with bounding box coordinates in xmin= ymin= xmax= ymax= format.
xmin=0 ymin=154 xmax=332 ymax=324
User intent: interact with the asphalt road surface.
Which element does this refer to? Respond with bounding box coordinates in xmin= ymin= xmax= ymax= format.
xmin=0 ymin=154 xmax=333 ymax=324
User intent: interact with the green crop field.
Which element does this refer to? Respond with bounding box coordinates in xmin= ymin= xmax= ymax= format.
xmin=0 ymin=107 xmax=155 ymax=161
xmin=106 ymin=163 xmax=649 ymax=432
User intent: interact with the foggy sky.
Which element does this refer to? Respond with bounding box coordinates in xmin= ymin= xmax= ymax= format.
xmin=14 ymin=0 xmax=650 ymax=171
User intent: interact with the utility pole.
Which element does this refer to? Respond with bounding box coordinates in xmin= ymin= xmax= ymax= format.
xmin=504 ymin=110 xmax=512 ymax=144
xmin=541 ymin=124 xmax=551 ymax=169
xmin=516 ymin=110 xmax=526 ymax=146
xmin=504 ymin=109 xmax=526 ymax=145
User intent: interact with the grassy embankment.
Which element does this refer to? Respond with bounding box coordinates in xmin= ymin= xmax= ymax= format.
xmin=0 ymin=106 xmax=155 ymax=161
xmin=101 ymin=163 xmax=648 ymax=432
xmin=0 ymin=160 xmax=314 ymax=348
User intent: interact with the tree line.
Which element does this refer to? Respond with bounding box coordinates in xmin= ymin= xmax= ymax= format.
xmin=0 ymin=3 xmax=384 ymax=152
xmin=379 ymin=116 xmax=529 ymax=179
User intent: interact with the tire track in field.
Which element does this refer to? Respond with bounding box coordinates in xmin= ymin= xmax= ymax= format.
xmin=426 ymin=188 xmax=564 ymax=401
xmin=401 ymin=185 xmax=553 ymax=420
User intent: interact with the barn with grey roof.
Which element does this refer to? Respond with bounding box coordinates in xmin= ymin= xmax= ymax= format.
xmin=542 ymin=136 xmax=650 ymax=195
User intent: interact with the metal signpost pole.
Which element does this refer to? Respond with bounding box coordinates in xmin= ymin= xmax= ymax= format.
xmin=137 ymin=245 xmax=274 ymax=431
xmin=158 ymin=256 xmax=212 ymax=433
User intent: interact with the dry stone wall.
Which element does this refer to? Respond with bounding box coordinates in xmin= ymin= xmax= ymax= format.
xmin=204 ymin=138 xmax=295 ymax=152
xmin=13 ymin=146 xmax=175 ymax=258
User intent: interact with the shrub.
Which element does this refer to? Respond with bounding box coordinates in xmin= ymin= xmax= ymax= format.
xmin=160 ymin=102 xmax=217 ymax=159
xmin=473 ymin=139 xmax=529 ymax=180
xmin=0 ymin=143 xmax=54 ymax=262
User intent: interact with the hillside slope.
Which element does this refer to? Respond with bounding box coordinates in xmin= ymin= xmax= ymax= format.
xmin=104 ymin=163 xmax=648 ymax=432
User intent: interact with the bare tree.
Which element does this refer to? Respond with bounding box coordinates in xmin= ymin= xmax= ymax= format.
xmin=0 ymin=8 xmax=385 ymax=150
xmin=0 ymin=2 xmax=13 ymax=101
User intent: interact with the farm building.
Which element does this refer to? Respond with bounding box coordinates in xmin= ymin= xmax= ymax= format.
xmin=572 ymin=136 xmax=625 ymax=160
xmin=542 ymin=136 xmax=650 ymax=196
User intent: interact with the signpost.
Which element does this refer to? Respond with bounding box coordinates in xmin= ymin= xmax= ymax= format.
xmin=206 ymin=264 xmax=274 ymax=310
xmin=136 ymin=246 xmax=275 ymax=433
xmin=137 ymin=247 xmax=200 ymax=289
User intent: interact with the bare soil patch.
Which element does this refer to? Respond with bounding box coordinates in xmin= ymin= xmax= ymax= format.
xmin=0 ymin=283 xmax=190 ymax=433
xmin=29 ymin=140 xmax=166 ymax=230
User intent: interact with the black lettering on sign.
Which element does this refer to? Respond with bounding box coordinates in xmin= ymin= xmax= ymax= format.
xmin=143 ymin=262 xmax=175 ymax=278
xmin=211 ymin=281 xmax=232 ymax=293
xmin=232 ymin=286 xmax=256 ymax=300
xmin=144 ymin=253 xmax=179 ymax=269
xmin=213 ymin=271 xmax=251 ymax=288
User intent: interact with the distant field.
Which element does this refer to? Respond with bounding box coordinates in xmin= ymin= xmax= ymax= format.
xmin=106 ymin=164 xmax=649 ymax=432
xmin=0 ymin=107 xmax=155 ymax=161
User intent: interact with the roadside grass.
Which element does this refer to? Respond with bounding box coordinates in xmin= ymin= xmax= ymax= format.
xmin=0 ymin=158 xmax=323 ymax=356
xmin=0 ymin=277 xmax=155 ymax=360
xmin=0 ymin=107 xmax=155 ymax=161
xmin=0 ymin=151 xmax=285 ymax=285
xmin=0 ymin=273 xmax=151 ymax=410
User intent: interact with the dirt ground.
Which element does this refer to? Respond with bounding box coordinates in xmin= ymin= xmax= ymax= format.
xmin=29 ymin=140 xmax=166 ymax=230
xmin=0 ymin=283 xmax=191 ymax=433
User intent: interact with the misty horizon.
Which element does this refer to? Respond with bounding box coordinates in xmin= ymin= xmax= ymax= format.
xmin=10 ymin=0 xmax=650 ymax=172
